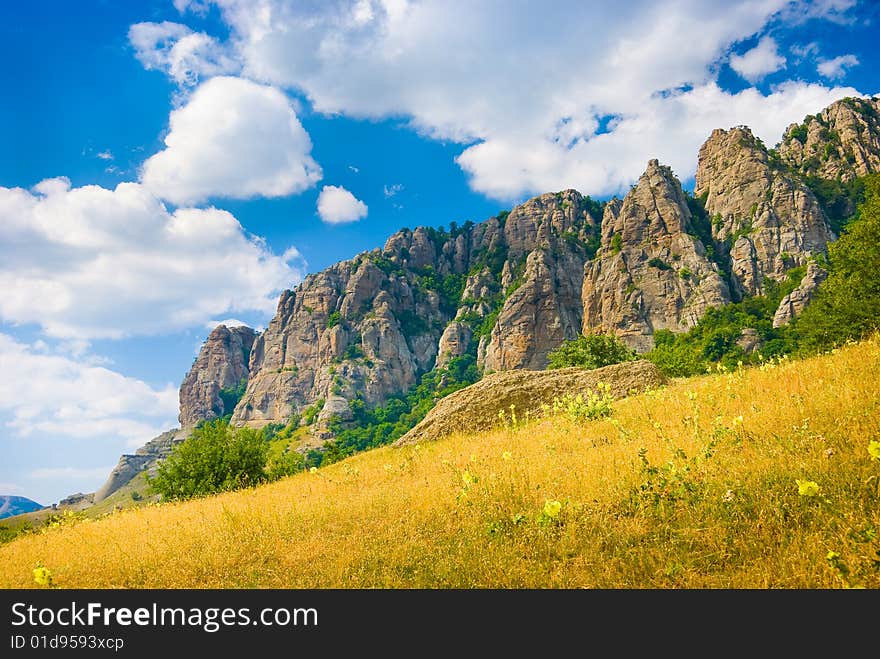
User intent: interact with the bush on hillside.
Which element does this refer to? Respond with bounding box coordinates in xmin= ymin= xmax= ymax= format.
xmin=150 ymin=419 xmax=269 ymax=501
xmin=546 ymin=332 xmax=637 ymax=370
xmin=794 ymin=174 xmax=880 ymax=351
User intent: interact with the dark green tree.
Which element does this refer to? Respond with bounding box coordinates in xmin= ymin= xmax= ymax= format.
xmin=795 ymin=174 xmax=880 ymax=350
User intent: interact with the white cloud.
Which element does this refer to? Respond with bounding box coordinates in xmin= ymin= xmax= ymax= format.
xmin=817 ymin=54 xmax=860 ymax=80
xmin=0 ymin=178 xmax=306 ymax=339
xmin=456 ymin=81 xmax=861 ymax=200
xmin=790 ymin=42 xmax=820 ymax=60
xmin=204 ymin=317 xmax=252 ymax=329
xmin=141 ymin=76 xmax=322 ymax=205
xmin=96 ymin=150 xmax=114 ymax=161
xmin=781 ymin=0 xmax=857 ymax=24
xmin=0 ymin=333 xmax=178 ymax=447
xmin=383 ymin=183 xmax=403 ymax=198
xmin=30 ymin=466 xmax=116 ymax=481
xmin=317 ymin=185 xmax=368 ymax=224
xmin=730 ymin=36 xmax=786 ymax=82
xmin=0 ymin=483 xmax=24 ymax=494
xmin=136 ymin=0 xmax=866 ymax=201
xmin=129 ymin=21 xmax=239 ymax=86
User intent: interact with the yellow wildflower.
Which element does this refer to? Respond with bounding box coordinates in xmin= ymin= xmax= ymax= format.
xmin=868 ymin=440 xmax=880 ymax=461
xmin=543 ymin=499 xmax=562 ymax=519
xmin=502 ymin=451 xmax=512 ymax=461
xmin=33 ymin=567 xmax=52 ymax=587
xmin=796 ymin=479 xmax=819 ymax=497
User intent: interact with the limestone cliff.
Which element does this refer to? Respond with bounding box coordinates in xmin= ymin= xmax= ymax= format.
xmin=178 ymin=324 xmax=256 ymax=428
xmin=232 ymin=190 xmax=602 ymax=426
xmin=777 ymin=96 xmax=880 ymax=183
xmin=695 ymin=126 xmax=834 ymax=297
xmin=582 ymin=160 xmax=730 ymax=351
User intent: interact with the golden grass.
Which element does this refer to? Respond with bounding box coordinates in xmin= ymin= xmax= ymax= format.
xmin=2 ymin=336 xmax=879 ymax=588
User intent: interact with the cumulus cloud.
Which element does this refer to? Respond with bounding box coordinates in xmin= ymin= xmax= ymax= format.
xmin=29 ymin=466 xmax=117 ymax=481
xmin=317 ymin=185 xmax=368 ymax=224
xmin=730 ymin=36 xmax=786 ymax=82
xmin=817 ymin=54 xmax=860 ymax=80
xmin=149 ymin=0 xmax=866 ymax=202
xmin=0 ymin=178 xmax=306 ymax=339
xmin=203 ymin=318 xmax=253 ymax=330
xmin=0 ymin=333 xmax=178 ymax=445
xmin=129 ymin=21 xmax=239 ymax=86
xmin=457 ymin=80 xmax=860 ymax=199
xmin=141 ymin=76 xmax=322 ymax=205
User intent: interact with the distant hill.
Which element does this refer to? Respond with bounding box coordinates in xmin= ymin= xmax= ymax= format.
xmin=0 ymin=496 xmax=43 ymax=519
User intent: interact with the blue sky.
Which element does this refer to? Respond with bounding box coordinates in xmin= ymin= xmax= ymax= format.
xmin=2 ymin=0 xmax=878 ymax=505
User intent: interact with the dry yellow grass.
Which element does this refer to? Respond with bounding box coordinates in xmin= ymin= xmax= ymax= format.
xmin=2 ymin=336 xmax=879 ymax=589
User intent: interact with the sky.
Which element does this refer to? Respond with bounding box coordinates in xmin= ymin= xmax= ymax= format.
xmin=2 ymin=0 xmax=878 ymax=506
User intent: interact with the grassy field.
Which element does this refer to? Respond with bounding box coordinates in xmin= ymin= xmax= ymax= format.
xmin=1 ymin=336 xmax=878 ymax=589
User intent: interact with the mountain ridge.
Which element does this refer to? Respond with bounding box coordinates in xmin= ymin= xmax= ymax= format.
xmin=48 ymin=94 xmax=880 ymax=508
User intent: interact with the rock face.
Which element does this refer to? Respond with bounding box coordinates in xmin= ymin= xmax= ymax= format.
xmin=394 ymin=360 xmax=666 ymax=446
xmin=92 ymin=428 xmax=189 ymax=503
xmin=232 ymin=189 xmax=603 ymax=427
xmin=582 ymin=160 xmax=730 ymax=352
xmin=695 ymin=127 xmax=834 ymax=297
xmin=773 ymin=262 xmax=829 ymax=328
xmin=179 ymin=324 xmax=257 ymax=428
xmin=778 ymin=96 xmax=880 ymax=183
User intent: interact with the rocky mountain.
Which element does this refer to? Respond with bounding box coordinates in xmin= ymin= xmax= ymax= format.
xmin=91 ymin=325 xmax=254 ymax=504
xmin=229 ymin=189 xmax=603 ymax=430
xmin=220 ymin=96 xmax=879 ymax=434
xmin=179 ymin=324 xmax=256 ymax=428
xmin=55 ymin=94 xmax=880 ymax=506
xmin=582 ymin=159 xmax=730 ymax=352
xmin=695 ymin=126 xmax=835 ymax=298
xmin=0 ymin=495 xmax=44 ymax=519
xmin=777 ymin=96 xmax=880 ymax=184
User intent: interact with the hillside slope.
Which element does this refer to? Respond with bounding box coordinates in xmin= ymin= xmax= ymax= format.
xmin=2 ymin=336 xmax=878 ymax=589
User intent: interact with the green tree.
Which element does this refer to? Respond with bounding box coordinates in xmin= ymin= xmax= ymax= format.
xmin=795 ymin=174 xmax=880 ymax=351
xmin=150 ymin=419 xmax=269 ymax=500
xmin=547 ymin=332 xmax=637 ymax=370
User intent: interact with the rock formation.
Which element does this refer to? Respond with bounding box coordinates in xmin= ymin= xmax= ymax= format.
xmin=92 ymin=429 xmax=189 ymax=503
xmin=231 ymin=189 xmax=603 ymax=427
xmin=394 ymin=360 xmax=666 ymax=446
xmin=695 ymin=126 xmax=834 ymax=297
xmin=778 ymin=96 xmax=880 ymax=183
xmin=582 ymin=160 xmax=730 ymax=351
xmin=772 ymin=262 xmax=829 ymax=328
xmin=179 ymin=324 xmax=257 ymax=428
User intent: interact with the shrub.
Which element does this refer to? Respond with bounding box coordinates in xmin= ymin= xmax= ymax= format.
xmin=266 ymin=451 xmax=306 ymax=481
xmin=648 ymin=257 xmax=672 ymax=270
xmin=547 ymin=384 xmax=614 ymax=422
xmin=610 ymin=234 xmax=623 ymax=254
xmin=302 ymin=399 xmax=324 ymax=426
xmin=547 ymin=332 xmax=637 ymax=370
xmin=794 ymin=174 xmax=880 ymax=351
xmin=326 ymin=311 xmax=342 ymax=329
xmin=149 ymin=420 xmax=268 ymax=501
